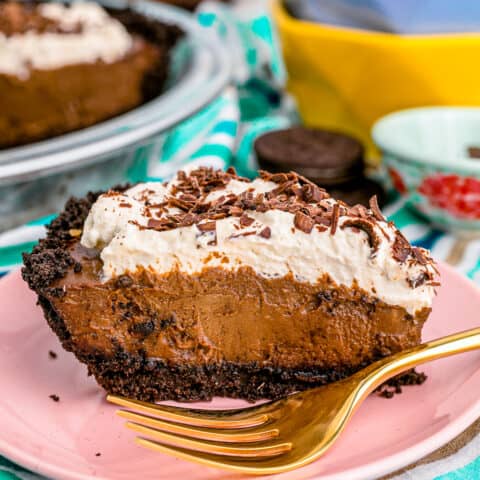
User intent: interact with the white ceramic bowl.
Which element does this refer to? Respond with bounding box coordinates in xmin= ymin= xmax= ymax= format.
xmin=372 ymin=107 xmax=480 ymax=232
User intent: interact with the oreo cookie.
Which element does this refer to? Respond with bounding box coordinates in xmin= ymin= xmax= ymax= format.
xmin=254 ymin=126 xmax=385 ymax=207
xmin=254 ymin=126 xmax=364 ymax=186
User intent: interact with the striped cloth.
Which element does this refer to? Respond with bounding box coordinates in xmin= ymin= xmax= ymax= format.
xmin=1 ymin=1 xmax=479 ymax=479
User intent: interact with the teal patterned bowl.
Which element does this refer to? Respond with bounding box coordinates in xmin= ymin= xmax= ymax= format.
xmin=372 ymin=107 xmax=480 ymax=232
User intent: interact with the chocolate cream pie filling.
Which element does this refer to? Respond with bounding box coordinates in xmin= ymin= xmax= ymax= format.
xmin=23 ymin=168 xmax=438 ymax=401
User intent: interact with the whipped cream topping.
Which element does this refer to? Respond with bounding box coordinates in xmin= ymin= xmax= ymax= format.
xmin=81 ymin=169 xmax=438 ymax=315
xmin=0 ymin=2 xmax=132 ymax=79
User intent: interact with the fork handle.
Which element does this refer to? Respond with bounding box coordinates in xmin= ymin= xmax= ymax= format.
xmin=357 ymin=327 xmax=480 ymax=398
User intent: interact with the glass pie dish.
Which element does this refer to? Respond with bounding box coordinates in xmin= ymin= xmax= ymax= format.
xmin=0 ymin=0 xmax=231 ymax=232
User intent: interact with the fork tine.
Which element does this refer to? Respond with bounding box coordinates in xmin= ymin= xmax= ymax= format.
xmin=136 ymin=437 xmax=294 ymax=475
xmin=107 ymin=395 xmax=271 ymax=429
xmin=117 ymin=410 xmax=279 ymax=443
xmin=128 ymin=422 xmax=291 ymax=457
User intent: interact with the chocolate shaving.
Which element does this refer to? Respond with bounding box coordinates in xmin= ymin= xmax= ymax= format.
xmin=268 ymin=172 xmax=289 ymax=183
xmin=294 ymin=212 xmax=314 ymax=234
xmin=147 ymin=202 xmax=167 ymax=209
xmin=179 ymin=193 xmax=197 ymax=203
xmin=211 ymin=195 xmax=226 ymax=206
xmin=408 ymin=273 xmax=428 ymax=288
xmin=314 ymin=216 xmax=331 ymax=227
xmin=207 ymin=236 xmax=217 ymax=246
xmin=350 ymin=204 xmax=368 ymax=218
xmin=207 ymin=212 xmax=226 ymax=221
xmin=197 ymin=221 xmax=216 ymax=232
xmin=271 ymin=180 xmax=297 ymax=196
xmin=177 ymin=213 xmax=197 ymax=227
xmin=341 ymin=219 xmax=380 ymax=253
xmin=411 ymin=247 xmax=428 ymax=265
xmin=146 ymin=218 xmax=170 ymax=231
xmin=230 ymin=231 xmax=256 ymax=239
xmin=377 ymin=224 xmax=391 ymax=241
xmin=294 ymin=172 xmax=317 ymax=187
xmin=302 ymin=183 xmax=326 ymax=203
xmin=168 ymin=196 xmax=195 ymax=211
xmin=259 ymin=226 xmax=271 ymax=239
xmin=239 ymin=214 xmax=255 ymax=227
xmin=229 ymin=206 xmax=244 ymax=217
xmin=369 ymin=195 xmax=385 ymax=222
xmin=330 ymin=204 xmax=340 ymax=235
xmin=392 ymin=232 xmax=411 ymax=263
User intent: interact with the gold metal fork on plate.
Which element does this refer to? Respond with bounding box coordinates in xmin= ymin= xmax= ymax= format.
xmin=107 ymin=327 xmax=480 ymax=475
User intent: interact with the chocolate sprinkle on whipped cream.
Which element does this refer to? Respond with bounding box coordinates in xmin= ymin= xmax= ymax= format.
xmin=81 ymin=167 xmax=438 ymax=315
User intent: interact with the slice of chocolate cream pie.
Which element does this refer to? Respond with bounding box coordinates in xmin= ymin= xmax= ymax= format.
xmin=22 ymin=167 xmax=438 ymax=401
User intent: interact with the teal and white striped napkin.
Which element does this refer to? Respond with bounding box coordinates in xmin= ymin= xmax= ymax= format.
xmin=0 ymin=1 xmax=479 ymax=479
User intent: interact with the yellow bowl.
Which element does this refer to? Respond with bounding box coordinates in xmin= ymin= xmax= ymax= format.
xmin=273 ymin=0 xmax=480 ymax=163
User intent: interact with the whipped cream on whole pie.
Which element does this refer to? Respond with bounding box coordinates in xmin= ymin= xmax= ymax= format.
xmin=0 ymin=2 xmax=133 ymax=79
xmin=82 ymin=168 xmax=437 ymax=315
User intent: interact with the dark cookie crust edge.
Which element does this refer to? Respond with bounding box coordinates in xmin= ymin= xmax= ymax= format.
xmin=22 ymin=192 xmax=103 ymax=371
xmin=22 ymin=184 xmax=128 ymax=296
xmin=22 ymin=191 xmax=426 ymax=402
xmin=83 ymin=350 xmax=426 ymax=402
xmin=22 ymin=190 xmax=99 ymax=296
xmin=108 ymin=8 xmax=182 ymax=103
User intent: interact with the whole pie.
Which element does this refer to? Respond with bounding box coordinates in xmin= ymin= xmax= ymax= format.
xmin=0 ymin=1 xmax=180 ymax=148
xmin=22 ymin=167 xmax=438 ymax=401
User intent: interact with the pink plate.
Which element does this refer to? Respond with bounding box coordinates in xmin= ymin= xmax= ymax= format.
xmin=0 ymin=263 xmax=479 ymax=480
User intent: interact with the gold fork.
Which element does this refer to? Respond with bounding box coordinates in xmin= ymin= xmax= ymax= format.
xmin=107 ymin=327 xmax=480 ymax=475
